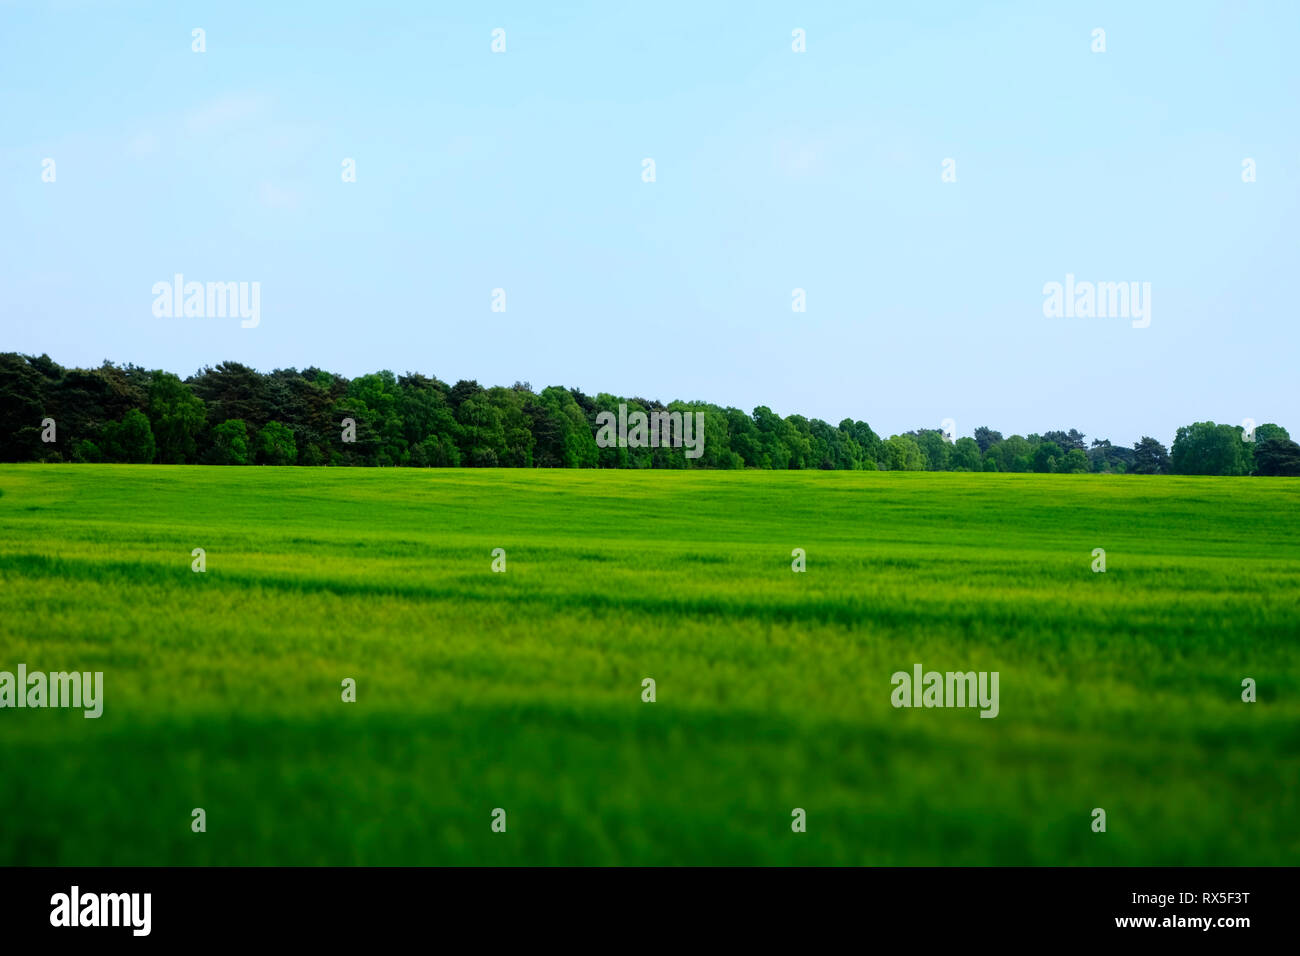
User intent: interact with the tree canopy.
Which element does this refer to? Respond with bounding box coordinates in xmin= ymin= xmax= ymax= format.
xmin=1 ymin=354 xmax=1291 ymax=477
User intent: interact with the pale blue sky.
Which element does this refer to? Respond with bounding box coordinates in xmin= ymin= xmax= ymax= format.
xmin=3 ymin=1 xmax=1297 ymax=444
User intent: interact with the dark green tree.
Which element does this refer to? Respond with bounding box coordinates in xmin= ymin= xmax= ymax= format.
xmin=1131 ymin=436 xmax=1170 ymax=474
xmin=973 ymin=427 xmax=1003 ymax=454
xmin=1171 ymin=422 xmax=1250 ymax=476
xmin=102 ymin=408 xmax=156 ymax=463
xmin=148 ymin=371 xmax=206 ymax=463
xmin=256 ymin=421 xmax=297 ymax=465
xmin=1032 ymin=441 xmax=1063 ymax=473
xmin=908 ymin=429 xmax=951 ymax=471
xmin=951 ymin=437 xmax=982 ymax=471
xmin=0 ymin=353 xmax=48 ymax=461
xmin=1253 ymin=438 xmax=1300 ymax=476
xmin=205 ymin=419 xmax=252 ymax=465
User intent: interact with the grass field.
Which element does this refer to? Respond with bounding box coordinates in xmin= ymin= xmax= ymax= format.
xmin=0 ymin=465 xmax=1297 ymax=865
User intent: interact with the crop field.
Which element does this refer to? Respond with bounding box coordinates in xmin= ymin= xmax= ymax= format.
xmin=0 ymin=465 xmax=1297 ymax=865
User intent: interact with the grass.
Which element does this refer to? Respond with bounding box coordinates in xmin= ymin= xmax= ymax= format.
xmin=0 ymin=465 xmax=1297 ymax=865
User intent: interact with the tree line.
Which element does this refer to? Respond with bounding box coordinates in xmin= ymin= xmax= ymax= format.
xmin=2 ymin=353 xmax=1297 ymax=476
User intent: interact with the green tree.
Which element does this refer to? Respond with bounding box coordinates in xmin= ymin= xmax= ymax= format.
xmin=839 ymin=419 xmax=881 ymax=468
xmin=1254 ymin=437 xmax=1300 ymax=476
xmin=527 ymin=387 xmax=597 ymax=468
xmin=1246 ymin=423 xmax=1290 ymax=475
xmin=752 ymin=406 xmax=791 ymax=469
xmin=780 ymin=414 xmax=815 ymax=469
xmin=1171 ymin=422 xmax=1250 ymax=475
xmin=909 ymin=429 xmax=951 ymax=470
xmin=986 ymin=435 xmax=1032 ymax=473
xmin=73 ymin=439 xmax=103 ymax=463
xmin=147 ymin=371 xmax=206 ymax=463
xmin=205 ymin=419 xmax=252 ymax=465
xmin=189 ymin=362 xmax=270 ymax=428
xmin=456 ymin=390 xmax=508 ymax=467
xmin=338 ymin=371 xmax=407 ymax=465
xmin=1131 ymin=436 xmax=1170 ymax=474
xmin=398 ymin=373 xmax=461 ymax=467
xmin=486 ymin=386 xmax=536 ymax=467
xmin=1062 ymin=448 xmax=1090 ymax=473
xmin=102 ymin=408 xmax=156 ymax=463
xmin=256 ymin=420 xmax=297 ymax=465
xmin=973 ymin=427 xmax=1003 ymax=454
xmin=883 ymin=434 xmax=925 ymax=471
xmin=1031 ymin=441 xmax=1063 ymax=473
xmin=0 ymin=353 xmax=49 ymax=461
xmin=1042 ymin=429 xmax=1086 ymax=452
xmin=684 ymin=404 xmax=738 ymax=469
xmin=950 ymin=437 xmax=982 ymax=471
xmin=725 ymin=407 xmax=763 ymax=467
xmin=1252 ymin=423 xmax=1290 ymax=444
xmin=1087 ymin=438 xmax=1133 ymax=473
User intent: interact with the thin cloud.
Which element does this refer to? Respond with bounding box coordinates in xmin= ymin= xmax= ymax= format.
xmin=184 ymin=93 xmax=267 ymax=135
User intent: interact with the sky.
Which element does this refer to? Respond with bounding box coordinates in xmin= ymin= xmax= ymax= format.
xmin=2 ymin=0 xmax=1297 ymax=445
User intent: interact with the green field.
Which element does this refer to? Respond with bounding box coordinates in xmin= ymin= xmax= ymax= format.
xmin=0 ymin=465 xmax=1297 ymax=865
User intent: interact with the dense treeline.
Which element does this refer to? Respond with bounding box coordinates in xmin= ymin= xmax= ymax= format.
xmin=2 ymin=354 xmax=1298 ymax=475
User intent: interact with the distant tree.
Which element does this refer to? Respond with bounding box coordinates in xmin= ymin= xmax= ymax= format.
xmin=1253 ymin=438 xmax=1300 ymax=477
xmin=685 ymin=403 xmax=738 ymax=469
xmin=1042 ymin=429 xmax=1086 ymax=452
xmin=3 ymin=351 xmax=1293 ymax=477
xmin=883 ymin=434 xmax=925 ymax=471
xmin=752 ymin=406 xmax=791 ymax=469
xmin=258 ymin=366 xmax=347 ymax=466
xmin=1171 ymin=422 xmax=1250 ymax=476
xmin=448 ymin=379 xmax=484 ymax=409
xmin=147 ymin=371 xmax=206 ymax=463
xmin=73 ymin=439 xmax=103 ymax=463
xmin=986 ymin=435 xmax=1033 ymax=473
xmin=1251 ymin=423 xmax=1289 ymax=444
xmin=840 ymin=419 xmax=882 ymax=467
xmin=908 ymin=429 xmax=951 ymax=470
xmin=0 ymin=353 xmax=48 ymax=461
xmin=803 ymin=418 xmax=833 ymax=469
xmin=205 ymin=419 xmax=251 ymax=465
xmin=951 ymin=437 xmax=982 ymax=471
xmin=1131 ymin=436 xmax=1170 ymax=475
xmin=1087 ymin=438 xmax=1134 ymax=473
xmin=1245 ymin=423 xmax=1289 ymax=473
xmin=256 ymin=420 xmax=297 ymax=465
xmin=1087 ymin=438 xmax=1111 ymax=472
xmin=780 ymin=414 xmax=815 ymax=469
xmin=1032 ymin=441 xmax=1063 ymax=473
xmin=398 ymin=372 xmax=460 ymax=467
xmin=340 ymin=371 xmax=407 ymax=465
xmin=526 ymin=395 xmax=567 ymax=467
xmin=486 ymin=386 xmax=535 ymax=467
xmin=102 ymin=408 xmax=156 ymax=463
xmin=457 ymin=390 xmax=509 ymax=467
xmin=189 ymin=362 xmax=269 ymax=428
xmin=973 ymin=426 xmax=1002 ymax=454
xmin=1062 ymin=448 xmax=1090 ymax=473
xmin=529 ymin=387 xmax=597 ymax=468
